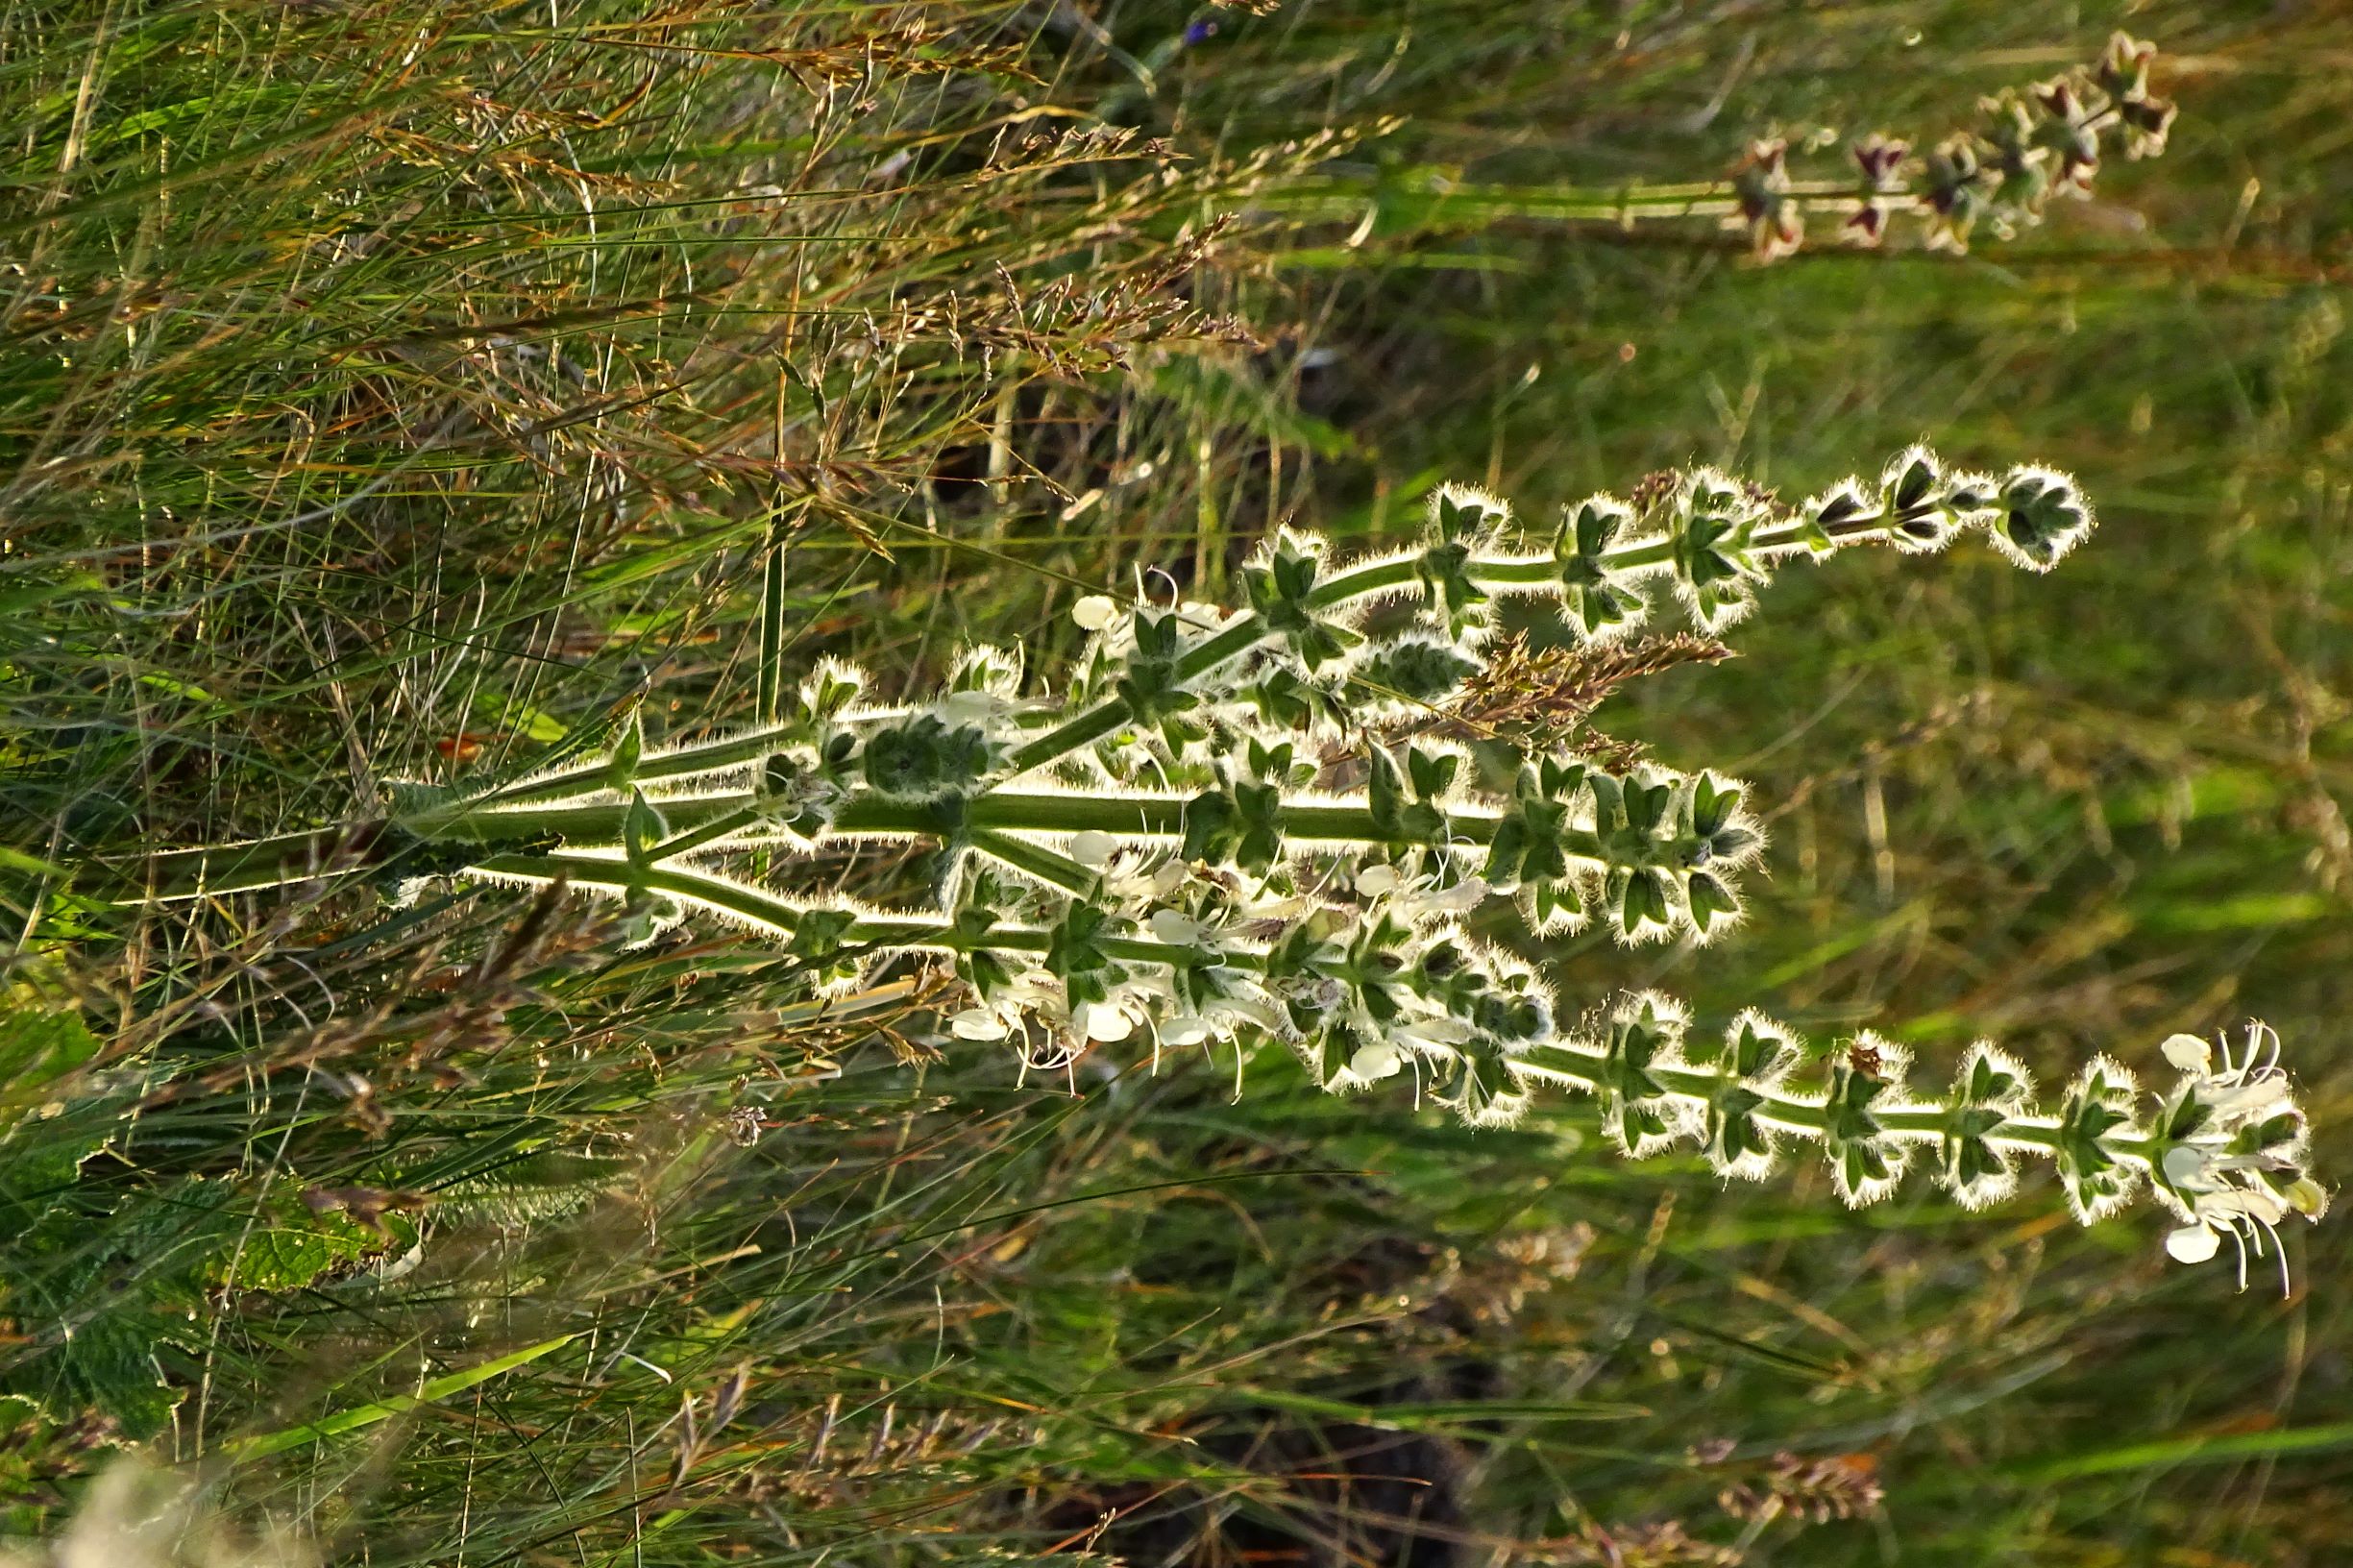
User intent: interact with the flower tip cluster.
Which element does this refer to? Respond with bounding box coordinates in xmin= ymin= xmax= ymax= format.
xmin=1816 ymin=449 xmax=2095 ymax=575
xmin=1734 ymin=33 xmax=2178 ymax=260
xmin=2149 ymin=1022 xmax=2328 ymax=1292
xmin=1985 ymin=465 xmax=2096 ymax=573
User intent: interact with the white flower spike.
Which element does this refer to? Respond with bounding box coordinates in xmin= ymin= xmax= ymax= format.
xmin=198 ymin=434 xmax=2319 ymax=1286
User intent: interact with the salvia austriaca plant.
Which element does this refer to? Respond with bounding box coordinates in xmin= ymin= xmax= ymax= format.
xmin=125 ymin=444 xmax=2327 ymax=1289
xmin=1731 ymin=32 xmax=2178 ymax=257
xmin=1259 ymin=35 xmax=2179 ymax=266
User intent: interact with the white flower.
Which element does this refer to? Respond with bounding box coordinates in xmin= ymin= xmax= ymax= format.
xmin=1075 ymin=999 xmax=1140 ymax=1043
xmin=1327 ymin=1012 xmax=1467 ymax=1090
xmin=1407 ymin=875 xmax=1491 ymax=919
xmin=950 ymin=1008 xmax=1013 ymax=1041
xmin=935 ymin=690 xmax=1014 ymax=727
xmin=2154 ymin=1024 xmax=2307 ymax=1210
xmin=2158 ymin=1032 xmax=2213 ymax=1075
xmin=2165 ymin=1186 xmax=2292 ymax=1293
xmin=2163 ymin=1218 xmax=2221 ymax=1264
xmin=2152 ymin=1022 xmax=2324 ymax=1292
xmin=1358 ymin=864 xmax=1491 ymax=923
xmin=1072 ymin=595 xmax=1123 ymax=631
xmin=1388 ymin=1015 xmax=1475 ymax=1056
xmin=1060 ymin=833 xmax=1185 ymax=911
xmin=946 ymin=971 xmax=1062 ymax=1046
xmin=1148 ymin=908 xmax=1204 ymax=944
xmin=1158 ymin=993 xmax=1279 ymax=1051
xmin=1068 ymin=829 xmax=1119 ymax=868
xmin=2160 ymin=1026 xmax=2296 ymax=1126
xmin=1160 ymin=1016 xmax=1220 ymax=1048
xmin=1106 ymin=861 xmax=1174 ymax=907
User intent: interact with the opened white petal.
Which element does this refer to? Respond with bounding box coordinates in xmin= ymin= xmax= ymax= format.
xmin=1068 ymin=830 xmax=1117 ymax=868
xmin=936 ymin=691 xmax=1005 ymax=725
xmin=1393 ymin=1017 xmax=1474 ymax=1050
xmin=1078 ymin=1003 xmax=1136 ymax=1043
xmin=2165 ymin=1223 xmax=2221 ymax=1264
xmin=1072 ymin=595 xmax=1122 ymax=631
xmin=2209 ymin=1187 xmax=2289 ymax=1225
xmin=2209 ymin=1078 xmax=2295 ymax=1122
xmin=2160 ymin=1033 xmax=2213 ymax=1074
xmin=2162 ymin=1144 xmax=2211 ymax=1188
xmin=950 ymin=1010 xmax=1010 ymax=1041
xmin=1425 ymin=877 xmax=1492 ymax=913
xmin=1148 ymin=909 xmax=1203 ymax=944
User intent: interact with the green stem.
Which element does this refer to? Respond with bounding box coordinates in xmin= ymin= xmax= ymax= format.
xmin=466 ymin=851 xmax=1223 ymax=968
xmin=1250 ymin=174 xmax=1933 ymax=230
xmin=432 ymin=788 xmax=1700 ymax=877
xmin=1520 ymin=1054 xmax=2145 ymax=1165
xmin=472 ymin=852 xmax=807 ymax=937
xmin=757 ymin=545 xmax=787 ymax=727
xmin=645 ymin=804 xmax=765 ymax=862
xmin=456 ymin=855 xmax=2165 ymax=1180
xmin=156 ymin=776 xmax=1684 ymax=899
xmin=474 ymin=723 xmax=798 ymax=807
xmin=968 ymin=829 xmax=1096 ymax=895
xmin=1752 ymin=508 xmax=1894 ymax=556
xmin=432 ymin=511 xmax=1873 ymax=816
xmin=108 ymin=823 xmax=397 ymax=904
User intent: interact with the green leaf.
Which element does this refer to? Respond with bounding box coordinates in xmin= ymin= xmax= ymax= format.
xmin=1619 ymin=869 xmax=1669 ymax=934
xmin=623 ymin=791 xmax=669 ymax=866
xmin=1690 ymin=775 xmax=1742 ymax=836
xmin=226 ymin=1334 xmax=582 ymax=1461
xmin=605 ymin=710 xmax=645 ymax=791
xmin=0 ymin=1006 xmax=100 ymax=1112
xmin=201 ymin=1210 xmax=412 ymax=1293
xmin=49 ymin=1312 xmax=183 ymax=1436
xmin=1687 ymin=872 xmax=1737 ymax=932
xmin=1888 ymin=452 xmax=1941 ymax=511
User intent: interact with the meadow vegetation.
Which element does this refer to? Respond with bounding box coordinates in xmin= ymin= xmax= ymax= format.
xmin=2 ymin=3 xmax=2349 ymax=1564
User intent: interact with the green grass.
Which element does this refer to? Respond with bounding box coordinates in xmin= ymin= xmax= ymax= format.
xmin=4 ymin=0 xmax=2350 ymax=1563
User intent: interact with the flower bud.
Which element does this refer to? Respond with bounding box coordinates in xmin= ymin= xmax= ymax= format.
xmin=1987 ymin=467 xmax=2095 ymax=572
xmin=860 ymin=715 xmax=1000 ymax=800
xmin=1352 ymin=633 xmax=1484 ymax=715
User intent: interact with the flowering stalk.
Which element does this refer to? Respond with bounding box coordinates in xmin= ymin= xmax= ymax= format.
xmin=1729 ymin=33 xmax=2179 ymax=258
xmin=119 ymin=440 xmax=2327 ymax=1284
xmin=1260 ymin=34 xmax=2178 ymax=262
